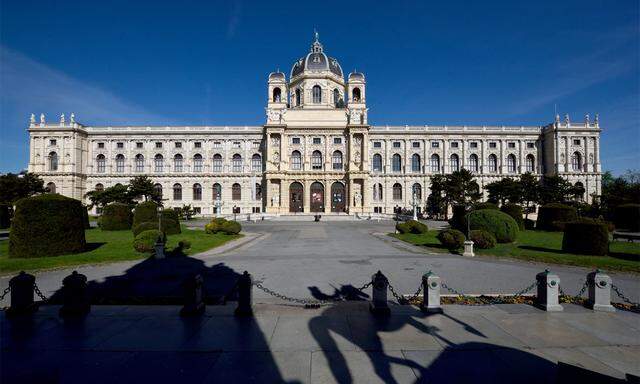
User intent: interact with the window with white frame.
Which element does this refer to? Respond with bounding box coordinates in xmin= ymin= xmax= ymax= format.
xmin=411 ymin=154 xmax=421 ymax=172
xmin=213 ymin=154 xmax=222 ymax=172
xmin=488 ymin=154 xmax=498 ymax=173
xmin=450 ymin=154 xmax=460 ymax=172
xmin=193 ymin=154 xmax=203 ymax=172
xmin=174 ymin=154 xmax=183 ymax=172
xmin=96 ymin=154 xmax=106 ymax=173
xmin=392 ymin=154 xmax=402 ymax=172
xmin=468 ymin=154 xmax=479 ymax=172
xmin=154 ymin=154 xmax=164 ymax=173
xmin=332 ymin=151 xmax=343 ymax=170
xmin=251 ymin=154 xmax=262 ymax=172
xmin=291 ymin=151 xmax=302 ymax=170
xmin=116 ymin=154 xmax=125 ymax=173
xmin=232 ymin=154 xmax=243 ymax=172
xmin=430 ymin=154 xmax=440 ymax=173
xmin=525 ymin=154 xmax=535 ymax=172
xmin=135 ymin=154 xmax=144 ymax=172
xmin=507 ymin=154 xmax=517 ymax=173
xmin=372 ymin=154 xmax=382 ymax=172
xmin=311 ymin=151 xmax=323 ymax=170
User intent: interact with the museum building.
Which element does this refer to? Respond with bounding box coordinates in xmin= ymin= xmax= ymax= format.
xmin=27 ymin=34 xmax=602 ymax=216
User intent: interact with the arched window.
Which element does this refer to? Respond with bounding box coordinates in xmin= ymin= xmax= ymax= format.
xmin=95 ymin=183 xmax=104 ymax=192
xmin=48 ymin=152 xmax=58 ymax=171
xmin=212 ymin=183 xmax=222 ymax=201
xmin=295 ymin=89 xmax=301 ymax=106
xmin=272 ymin=87 xmax=281 ymax=102
xmin=255 ymin=183 xmax=262 ymax=200
xmin=373 ymin=183 xmax=383 ymax=201
xmin=173 ymin=183 xmax=182 ymax=201
xmin=450 ymin=154 xmax=460 ymax=172
xmin=372 ymin=154 xmax=383 ymax=172
xmin=430 ymin=154 xmax=440 ymax=173
xmin=525 ymin=154 xmax=535 ymax=173
xmin=213 ymin=154 xmax=222 ymax=172
xmin=332 ymin=151 xmax=343 ymax=170
xmin=412 ymin=183 xmax=422 ymax=200
xmin=333 ymin=89 xmax=340 ymax=107
xmin=174 ymin=154 xmax=183 ymax=172
xmin=46 ymin=182 xmax=56 ymax=194
xmin=291 ymin=150 xmax=302 ymax=170
xmin=392 ymin=154 xmax=402 ymax=173
xmin=232 ymin=154 xmax=242 ymax=172
xmin=193 ymin=183 xmax=202 ymax=201
xmin=251 ymin=154 xmax=262 ymax=172
xmin=352 ymin=87 xmax=361 ymax=102
xmin=488 ymin=154 xmax=498 ymax=173
xmin=114 ymin=154 xmax=125 ymax=173
xmin=232 ymin=183 xmax=241 ymax=200
xmin=507 ymin=154 xmax=517 ymax=173
xmin=193 ymin=154 xmax=203 ymax=172
xmin=574 ymin=182 xmax=585 ymax=201
xmin=312 ymin=150 xmax=323 ymax=170
xmin=312 ymin=85 xmax=322 ymax=103
xmin=154 ymin=154 xmax=164 ymax=173
xmin=393 ymin=183 xmax=402 ymax=200
xmin=96 ymin=154 xmax=106 ymax=173
xmin=135 ymin=154 xmax=145 ymax=172
xmin=468 ymin=154 xmax=479 ymax=172
xmin=411 ymin=154 xmax=421 ymax=173
xmin=571 ymin=152 xmax=582 ymax=171
xmin=153 ymin=183 xmax=163 ymax=198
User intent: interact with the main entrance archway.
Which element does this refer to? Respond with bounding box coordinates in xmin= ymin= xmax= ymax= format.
xmin=331 ymin=182 xmax=345 ymax=212
xmin=310 ymin=182 xmax=325 ymax=212
xmin=289 ymin=182 xmax=303 ymax=212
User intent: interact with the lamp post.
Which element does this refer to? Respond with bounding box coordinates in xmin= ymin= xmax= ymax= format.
xmin=154 ymin=203 xmax=165 ymax=259
xmin=412 ymin=191 xmax=418 ymax=221
xmin=215 ymin=198 xmax=222 ymax=218
xmin=463 ymin=210 xmax=475 ymax=257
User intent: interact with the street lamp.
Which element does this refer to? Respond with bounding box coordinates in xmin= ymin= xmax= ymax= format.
xmin=412 ymin=190 xmax=418 ymax=221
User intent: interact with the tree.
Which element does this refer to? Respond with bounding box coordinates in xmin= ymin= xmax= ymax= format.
xmin=128 ymin=176 xmax=161 ymax=204
xmin=85 ymin=184 xmax=134 ymax=209
xmin=519 ymin=173 xmax=539 ymax=218
xmin=444 ymin=169 xmax=482 ymax=207
xmin=485 ymin=178 xmax=521 ymax=206
xmin=0 ymin=172 xmax=47 ymax=204
xmin=427 ymin=175 xmax=446 ymax=219
xmin=538 ymin=175 xmax=573 ymax=205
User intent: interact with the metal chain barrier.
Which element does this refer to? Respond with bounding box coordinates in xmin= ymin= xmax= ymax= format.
xmin=253 ymin=281 xmax=335 ymax=307
xmin=611 ymin=284 xmax=640 ymax=307
xmin=33 ymin=283 xmax=48 ymax=303
xmin=512 ymin=281 xmax=538 ymax=299
xmin=0 ymin=286 xmax=10 ymax=301
xmin=575 ymin=280 xmax=588 ymax=298
xmin=355 ymin=281 xmax=373 ymax=293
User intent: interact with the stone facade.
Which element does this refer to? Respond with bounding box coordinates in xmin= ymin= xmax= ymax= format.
xmin=27 ymin=36 xmax=602 ymax=215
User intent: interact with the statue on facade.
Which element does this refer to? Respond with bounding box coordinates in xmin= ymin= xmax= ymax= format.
xmin=354 ymin=151 xmax=361 ymax=164
xmin=30 ymin=113 xmax=36 ymax=124
xmin=70 ymin=113 xmax=75 ymax=124
xmin=60 ymin=113 xmax=65 ymax=124
xmin=40 ymin=113 xmax=45 ymax=124
xmin=564 ymin=114 xmax=570 ymax=125
xmin=585 ymin=114 xmax=590 ymax=125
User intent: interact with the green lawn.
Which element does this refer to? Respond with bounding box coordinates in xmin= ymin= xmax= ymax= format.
xmin=391 ymin=230 xmax=640 ymax=273
xmin=0 ymin=226 xmax=241 ymax=274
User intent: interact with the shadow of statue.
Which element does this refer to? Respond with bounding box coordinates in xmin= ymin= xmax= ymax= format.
xmin=308 ymin=284 xmax=369 ymax=301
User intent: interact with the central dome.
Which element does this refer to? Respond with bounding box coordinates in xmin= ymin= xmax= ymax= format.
xmin=290 ymin=33 xmax=343 ymax=79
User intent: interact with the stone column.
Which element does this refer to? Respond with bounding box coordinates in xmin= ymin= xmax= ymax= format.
xmin=461 ymin=139 xmax=466 ymax=170
xmin=480 ymin=139 xmax=486 ymax=174
xmin=303 ymin=179 xmax=311 ymax=213
xmin=499 ymin=140 xmax=505 ymax=174
xmin=518 ymin=140 xmax=524 ymax=174
xmin=442 ymin=139 xmax=447 ymax=174
xmin=565 ymin=137 xmax=570 ymax=173
xmin=324 ymin=180 xmax=332 ymax=213
xmin=594 ymin=137 xmax=601 ymax=172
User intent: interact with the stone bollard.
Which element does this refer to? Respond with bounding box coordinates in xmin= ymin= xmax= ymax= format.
xmin=180 ymin=274 xmax=205 ymax=317
xmin=154 ymin=236 xmax=165 ymax=259
xmin=586 ymin=270 xmax=615 ymax=312
xmin=6 ymin=271 xmax=37 ymax=317
xmin=59 ymin=271 xmax=91 ymax=318
xmin=421 ymin=271 xmax=443 ymax=313
xmin=535 ymin=269 xmax=563 ymax=312
xmin=369 ymin=270 xmax=391 ymax=316
xmin=234 ymin=271 xmax=253 ymax=317
xmin=462 ymin=240 xmax=475 ymax=257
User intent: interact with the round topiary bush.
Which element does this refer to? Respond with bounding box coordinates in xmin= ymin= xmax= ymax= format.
xmin=467 ymin=209 xmax=518 ymax=243
xmin=133 ymin=229 xmax=166 ymax=253
xmin=473 ymin=202 xmax=499 ymax=211
xmin=100 ymin=203 xmax=133 ymax=230
xmin=614 ymin=204 xmax=640 ymax=232
xmin=437 ymin=229 xmax=466 ymax=250
xmin=395 ymin=222 xmax=410 ymax=234
xmin=500 ymin=204 xmax=524 ymax=230
xmin=470 ymin=229 xmax=496 ymax=249
xmin=221 ymin=220 xmax=242 ymax=235
xmin=161 ymin=209 xmax=181 ymax=235
xmin=205 ymin=217 xmax=228 ymax=234
xmin=9 ymin=194 xmax=86 ymax=258
xmin=536 ymin=203 xmax=577 ymax=232
xmin=562 ymin=219 xmax=609 ymax=256
xmin=133 ymin=219 xmax=181 ymax=237
xmin=132 ymin=201 xmax=159 ymax=228
xmin=407 ymin=220 xmax=429 ymax=234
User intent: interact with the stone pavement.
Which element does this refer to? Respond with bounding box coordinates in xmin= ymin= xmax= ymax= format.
xmin=2 ymin=302 xmax=639 ymax=383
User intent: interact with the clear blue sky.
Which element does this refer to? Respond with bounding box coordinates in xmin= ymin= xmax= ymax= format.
xmin=1 ymin=0 xmax=638 ymax=174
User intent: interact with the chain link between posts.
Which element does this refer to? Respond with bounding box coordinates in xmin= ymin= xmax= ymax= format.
xmin=0 ymin=286 xmax=10 ymax=301
xmin=611 ymin=284 xmax=640 ymax=307
xmin=33 ymin=283 xmax=49 ymax=303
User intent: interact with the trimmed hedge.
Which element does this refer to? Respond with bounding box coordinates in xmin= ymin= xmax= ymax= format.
xmin=524 ymin=218 xmax=536 ymax=230
xmin=536 ymin=203 xmax=577 ymax=232
xmin=470 ymin=229 xmax=496 ymax=249
xmin=221 ymin=220 xmax=242 ymax=235
xmin=500 ymin=204 xmax=524 ymax=230
xmin=100 ymin=203 xmax=133 ymax=230
xmin=161 ymin=209 xmax=181 ymax=235
xmin=205 ymin=217 xmax=235 ymax=234
xmin=133 ymin=229 xmax=166 ymax=253
xmin=437 ymin=229 xmax=466 ymax=250
xmin=562 ymin=219 xmax=609 ymax=256
xmin=0 ymin=204 xmax=10 ymax=229
xmin=396 ymin=220 xmax=429 ymax=234
xmin=133 ymin=201 xmax=159 ymax=228
xmin=449 ymin=205 xmax=468 ymax=232
xmin=9 ymin=194 xmax=86 ymax=258
xmin=467 ymin=209 xmax=519 ymax=243
xmin=614 ymin=204 xmax=640 ymax=232
xmin=82 ymin=205 xmax=91 ymax=229
xmin=473 ymin=202 xmax=499 ymax=211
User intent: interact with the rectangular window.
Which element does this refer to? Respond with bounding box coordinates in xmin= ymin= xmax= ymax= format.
xmin=489 ymin=142 xmax=497 ymax=148
xmin=412 ymin=142 xmax=420 ymax=148
xmin=194 ymin=142 xmax=202 ymax=148
xmin=451 ymin=142 xmax=459 ymax=148
xmin=98 ymin=142 xmax=105 ymax=149
xmin=136 ymin=142 xmax=143 ymax=149
xmin=508 ymin=142 xmax=516 ymax=149
xmin=393 ymin=142 xmax=401 ymax=148
xmin=117 ymin=142 xmax=124 ymax=149
xmin=470 ymin=142 xmax=478 ymax=148
xmin=213 ymin=141 xmax=221 ymax=148
xmin=233 ymin=141 xmax=241 ymax=148
xmin=373 ymin=142 xmax=382 ymax=148
xmin=313 ymin=137 xmax=321 ymax=144
xmin=292 ymin=137 xmax=301 ymax=144
xmin=252 ymin=141 xmax=261 ymax=148
xmin=334 ymin=137 xmax=342 ymax=144
xmin=431 ymin=142 xmax=439 ymax=148
xmin=573 ymin=139 xmax=581 ymax=146
xmin=193 ymin=207 xmax=201 ymax=214
xmin=527 ymin=142 xmax=535 ymax=149
xmin=49 ymin=139 xmax=57 ymax=146
xmin=175 ymin=142 xmax=182 ymax=148
xmin=155 ymin=142 xmax=162 ymax=149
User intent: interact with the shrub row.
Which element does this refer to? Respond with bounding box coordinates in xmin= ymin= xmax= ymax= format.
xmin=100 ymin=203 xmax=133 ymax=230
xmin=614 ymin=204 xmax=640 ymax=232
xmin=562 ymin=218 xmax=609 ymax=256
xmin=470 ymin=229 xmax=496 ymax=249
xmin=468 ymin=209 xmax=518 ymax=243
xmin=133 ymin=229 xmax=166 ymax=253
xmin=396 ymin=220 xmax=429 ymax=234
xmin=204 ymin=217 xmax=242 ymax=235
xmin=536 ymin=203 xmax=577 ymax=231
xmin=437 ymin=229 xmax=466 ymax=250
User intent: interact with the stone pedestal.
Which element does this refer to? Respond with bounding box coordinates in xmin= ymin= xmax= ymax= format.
xmin=154 ymin=240 xmax=165 ymax=259
xmin=369 ymin=271 xmax=390 ymax=316
xmin=421 ymin=271 xmax=442 ymax=313
xmin=535 ymin=269 xmax=563 ymax=312
xmin=6 ymin=271 xmax=37 ymax=317
xmin=586 ymin=270 xmax=615 ymax=312
xmin=59 ymin=271 xmax=90 ymax=318
xmin=462 ymin=241 xmax=475 ymax=257
xmin=234 ymin=271 xmax=253 ymax=317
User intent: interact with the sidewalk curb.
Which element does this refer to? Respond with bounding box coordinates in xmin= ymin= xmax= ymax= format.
xmin=195 ymin=232 xmax=267 ymax=257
